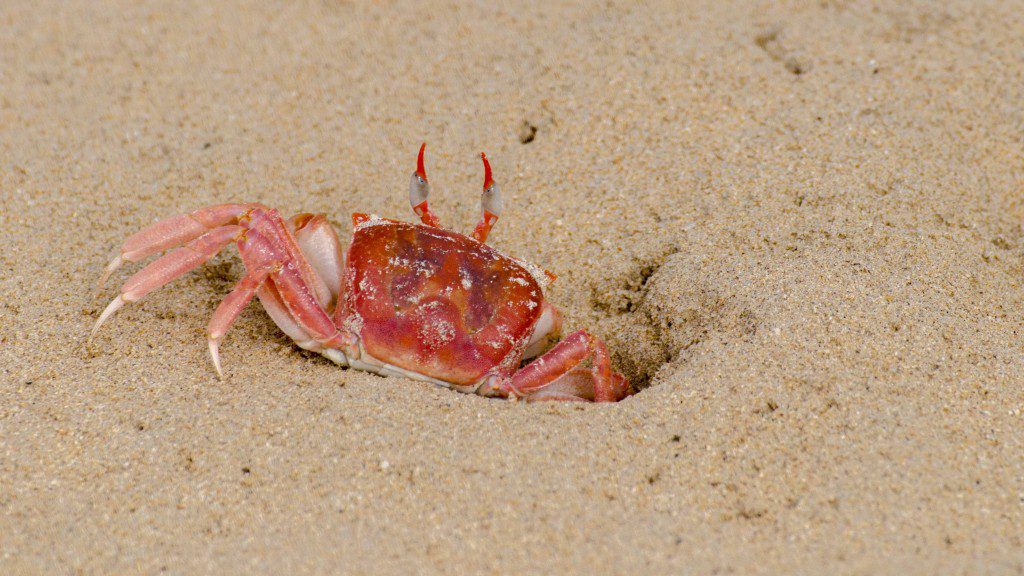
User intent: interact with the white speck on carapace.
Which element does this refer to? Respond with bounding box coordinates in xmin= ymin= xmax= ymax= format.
xmin=343 ymin=312 xmax=365 ymax=335
xmin=353 ymin=214 xmax=388 ymax=230
xmin=512 ymin=257 xmax=551 ymax=289
xmin=459 ymin=267 xmax=473 ymax=290
xmin=418 ymin=318 xmax=456 ymax=349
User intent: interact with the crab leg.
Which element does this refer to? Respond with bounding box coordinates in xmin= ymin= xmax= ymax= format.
xmin=208 ymin=272 xmax=352 ymax=378
xmin=408 ymin=143 xmax=441 ymax=227
xmin=92 ymin=225 xmax=245 ymax=335
xmin=471 ymin=152 xmax=501 ymax=243
xmin=206 ymin=265 xmax=276 ymax=378
xmin=236 ymin=210 xmax=353 ymax=351
xmin=508 ymin=330 xmax=633 ymax=402
xmin=95 ymin=204 xmax=353 ymax=377
xmin=99 ymin=203 xmax=256 ymax=289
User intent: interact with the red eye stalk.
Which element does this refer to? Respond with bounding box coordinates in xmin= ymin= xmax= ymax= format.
xmin=481 ymin=152 xmax=494 ymax=191
xmin=416 ymin=142 xmax=428 ymax=181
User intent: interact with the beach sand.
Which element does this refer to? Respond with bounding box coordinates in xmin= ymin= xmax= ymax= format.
xmin=2 ymin=0 xmax=1023 ymax=573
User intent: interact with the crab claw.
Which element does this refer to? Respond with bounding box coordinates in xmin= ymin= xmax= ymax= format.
xmin=472 ymin=152 xmax=502 ymax=243
xmin=502 ymin=330 xmax=633 ymax=402
xmin=409 ymin=143 xmax=441 ymax=227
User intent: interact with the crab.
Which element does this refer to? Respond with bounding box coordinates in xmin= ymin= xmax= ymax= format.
xmin=93 ymin=145 xmax=633 ymax=402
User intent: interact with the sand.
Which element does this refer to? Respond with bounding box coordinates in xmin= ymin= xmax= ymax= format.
xmin=2 ymin=0 xmax=1023 ymax=573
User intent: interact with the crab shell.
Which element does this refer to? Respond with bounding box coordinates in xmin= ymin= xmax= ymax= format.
xmin=338 ymin=213 xmax=560 ymax=393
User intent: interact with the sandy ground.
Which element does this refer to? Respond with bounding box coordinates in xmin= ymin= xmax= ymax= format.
xmin=2 ymin=0 xmax=1023 ymax=573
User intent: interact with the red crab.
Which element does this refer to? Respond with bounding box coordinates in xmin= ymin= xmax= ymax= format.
xmin=93 ymin=145 xmax=633 ymax=402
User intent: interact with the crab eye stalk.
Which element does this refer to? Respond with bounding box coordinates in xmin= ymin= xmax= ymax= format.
xmin=409 ymin=142 xmax=441 ymax=227
xmin=472 ymin=152 xmax=502 ymax=243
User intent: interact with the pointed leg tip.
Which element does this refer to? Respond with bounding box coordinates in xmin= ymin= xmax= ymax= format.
xmin=208 ymin=339 xmax=224 ymax=380
xmin=91 ymin=295 xmax=125 ymax=337
xmin=96 ymin=255 xmax=124 ymax=294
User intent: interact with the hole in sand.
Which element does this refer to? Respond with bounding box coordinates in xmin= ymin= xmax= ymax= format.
xmin=591 ymin=250 xmax=759 ymax=391
xmin=518 ymin=121 xmax=537 ymax=144
xmin=754 ymin=27 xmax=807 ymax=76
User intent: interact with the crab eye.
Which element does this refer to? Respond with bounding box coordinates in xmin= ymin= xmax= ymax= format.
xmin=481 ymin=181 xmax=502 ymax=219
xmin=409 ymin=172 xmax=429 ymax=210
